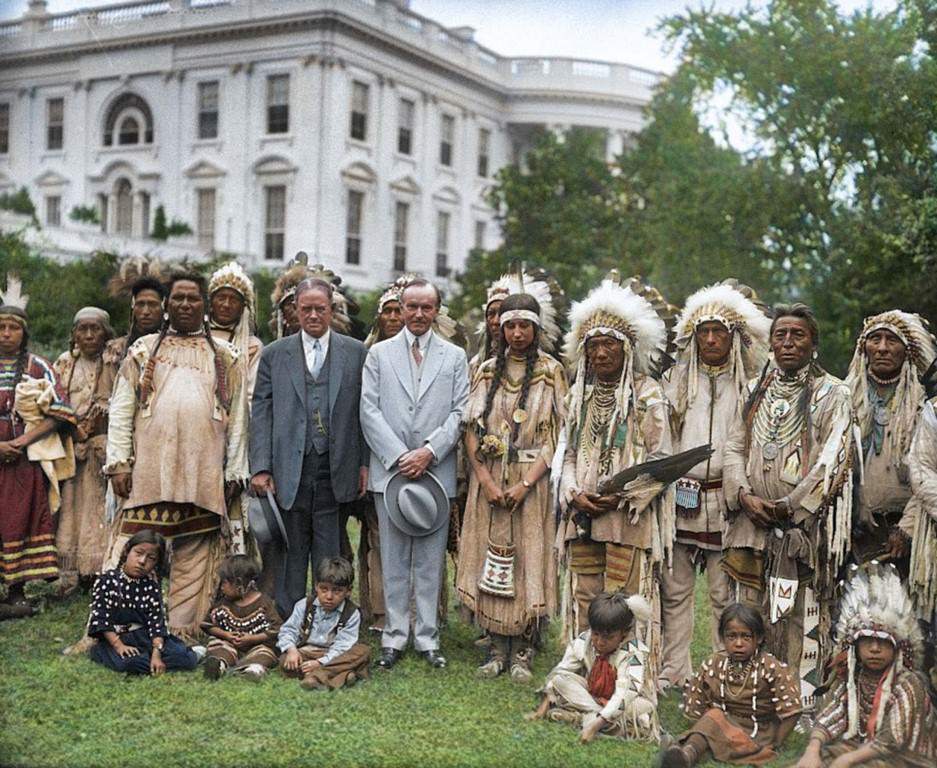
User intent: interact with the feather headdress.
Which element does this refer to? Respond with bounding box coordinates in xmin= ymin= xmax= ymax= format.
xmin=845 ymin=310 xmax=937 ymax=464
xmin=563 ymin=277 xmax=668 ymax=376
xmin=106 ymin=256 xmax=169 ymax=300
xmin=835 ymin=562 xmax=924 ymax=739
xmin=479 ymin=267 xmax=565 ymax=357
xmin=563 ymin=274 xmax=669 ymax=448
xmin=364 ymin=273 xmax=466 ymax=348
xmin=670 ymin=280 xmax=771 ymax=417
xmin=269 ymin=252 xmax=357 ymax=338
xmin=209 ymin=261 xmax=255 ymax=312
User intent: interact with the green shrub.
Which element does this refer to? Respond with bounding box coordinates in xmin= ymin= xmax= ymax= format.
xmin=68 ymin=204 xmax=100 ymax=225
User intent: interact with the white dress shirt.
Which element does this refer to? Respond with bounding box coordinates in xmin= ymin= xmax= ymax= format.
xmin=403 ymin=326 xmax=431 ymax=361
xmin=301 ymin=328 xmax=330 ymax=376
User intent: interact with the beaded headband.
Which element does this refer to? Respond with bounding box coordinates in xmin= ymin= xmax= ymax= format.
xmin=499 ymin=309 xmax=540 ymax=326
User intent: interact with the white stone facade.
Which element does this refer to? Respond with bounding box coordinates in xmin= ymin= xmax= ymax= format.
xmin=0 ymin=0 xmax=660 ymax=291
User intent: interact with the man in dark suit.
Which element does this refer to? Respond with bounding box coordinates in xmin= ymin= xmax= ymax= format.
xmin=250 ymin=277 xmax=368 ymax=617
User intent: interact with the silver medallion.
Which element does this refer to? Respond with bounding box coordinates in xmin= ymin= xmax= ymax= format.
xmin=874 ymin=406 xmax=891 ymax=426
xmin=762 ymin=441 xmax=780 ymax=461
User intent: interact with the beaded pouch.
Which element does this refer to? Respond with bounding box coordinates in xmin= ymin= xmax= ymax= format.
xmin=675 ymin=477 xmax=701 ymax=517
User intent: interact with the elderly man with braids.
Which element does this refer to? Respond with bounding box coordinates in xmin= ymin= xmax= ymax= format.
xmin=557 ymin=275 xmax=675 ymax=690
xmin=658 ymin=281 xmax=771 ymax=692
xmin=723 ymin=303 xmax=854 ymax=710
xmin=843 ymin=311 xmax=937 ymax=573
xmin=105 ymin=271 xmax=248 ymax=641
xmin=0 ymin=274 xmax=75 ymax=602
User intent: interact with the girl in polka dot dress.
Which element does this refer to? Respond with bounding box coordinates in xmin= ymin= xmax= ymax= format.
xmin=87 ymin=530 xmax=197 ymax=675
xmin=659 ymin=603 xmax=802 ymax=767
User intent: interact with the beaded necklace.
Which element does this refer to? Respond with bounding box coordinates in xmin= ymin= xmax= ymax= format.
xmin=718 ymin=652 xmax=761 ymax=738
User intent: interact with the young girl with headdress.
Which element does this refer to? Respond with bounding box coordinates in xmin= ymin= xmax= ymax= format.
xmin=458 ymin=293 xmax=568 ymax=683
xmin=659 ymin=603 xmax=801 ymax=767
xmin=527 ymin=590 xmax=657 ymax=743
xmin=795 ymin=562 xmax=937 ymax=768
xmin=87 ymin=530 xmax=197 ymax=675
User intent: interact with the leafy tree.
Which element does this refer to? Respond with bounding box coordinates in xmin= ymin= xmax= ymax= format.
xmin=452 ymin=129 xmax=639 ymax=316
xmin=658 ymin=0 xmax=937 ymax=370
xmin=151 ymin=204 xmax=168 ymax=241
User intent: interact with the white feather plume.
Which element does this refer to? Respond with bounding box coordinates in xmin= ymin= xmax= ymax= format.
xmin=0 ymin=273 xmax=28 ymax=310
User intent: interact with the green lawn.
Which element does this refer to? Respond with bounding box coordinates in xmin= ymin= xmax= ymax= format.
xmin=0 ymin=524 xmax=804 ymax=767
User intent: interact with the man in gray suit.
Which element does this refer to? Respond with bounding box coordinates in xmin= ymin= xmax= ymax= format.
xmin=250 ymin=278 xmax=368 ymax=617
xmin=360 ymin=278 xmax=469 ymax=670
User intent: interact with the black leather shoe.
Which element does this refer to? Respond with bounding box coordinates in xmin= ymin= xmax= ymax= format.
xmin=376 ymin=648 xmax=401 ymax=670
xmin=421 ymin=650 xmax=447 ymax=669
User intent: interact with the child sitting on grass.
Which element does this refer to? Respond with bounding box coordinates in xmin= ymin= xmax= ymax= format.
xmin=277 ymin=556 xmax=371 ymax=691
xmin=87 ymin=530 xmax=197 ymax=676
xmin=201 ymin=555 xmax=282 ymax=681
xmin=658 ymin=603 xmax=801 ymax=767
xmin=527 ymin=591 xmax=657 ymax=743
xmin=795 ymin=563 xmax=937 ymax=768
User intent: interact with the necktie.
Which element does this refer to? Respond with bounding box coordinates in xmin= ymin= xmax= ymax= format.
xmin=311 ymin=338 xmax=322 ymax=378
xmin=411 ymin=338 xmax=423 ymax=366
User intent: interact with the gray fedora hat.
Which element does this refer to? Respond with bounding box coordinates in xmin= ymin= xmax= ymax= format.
xmin=383 ymin=470 xmax=449 ymax=538
xmin=247 ymin=490 xmax=289 ymax=549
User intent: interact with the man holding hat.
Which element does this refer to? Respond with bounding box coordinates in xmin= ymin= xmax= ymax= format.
xmin=360 ymin=277 xmax=469 ymax=670
xmin=250 ymin=277 xmax=369 ymax=618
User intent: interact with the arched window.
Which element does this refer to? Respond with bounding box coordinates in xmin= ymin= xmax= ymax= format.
xmin=103 ymin=93 xmax=154 ymax=147
xmin=118 ymin=116 xmax=139 ymax=145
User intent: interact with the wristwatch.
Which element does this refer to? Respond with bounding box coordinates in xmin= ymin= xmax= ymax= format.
xmin=522 ymin=479 xmax=531 ymax=489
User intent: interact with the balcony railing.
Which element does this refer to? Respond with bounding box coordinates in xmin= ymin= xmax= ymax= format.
xmin=2 ymin=0 xmax=662 ymax=98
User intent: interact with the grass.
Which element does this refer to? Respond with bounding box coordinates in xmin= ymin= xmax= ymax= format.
xmin=0 ymin=522 xmax=805 ymax=767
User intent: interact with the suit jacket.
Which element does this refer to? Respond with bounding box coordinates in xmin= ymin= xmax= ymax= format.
xmin=360 ymin=329 xmax=469 ymax=497
xmin=250 ymin=331 xmax=368 ymax=510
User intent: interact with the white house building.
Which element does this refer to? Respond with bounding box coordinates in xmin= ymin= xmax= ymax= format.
xmin=0 ymin=0 xmax=661 ymax=290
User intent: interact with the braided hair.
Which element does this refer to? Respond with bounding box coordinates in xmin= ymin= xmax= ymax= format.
xmin=117 ymin=529 xmax=168 ymax=578
xmin=10 ymin=326 xmax=30 ymax=391
xmin=138 ymin=271 xmax=229 ymax=411
xmin=480 ymin=293 xmax=541 ymax=445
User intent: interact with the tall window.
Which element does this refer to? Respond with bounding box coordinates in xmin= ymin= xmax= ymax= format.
xmin=350 ymin=81 xmax=368 ymax=141
xmin=393 ymin=201 xmax=409 ymax=272
xmin=435 ymin=211 xmax=450 ymax=277
xmin=439 ymin=114 xmax=454 ymax=167
xmin=346 ymin=190 xmax=363 ymax=265
xmin=118 ymin=116 xmax=140 ymax=145
xmin=115 ymin=179 xmax=133 ymax=236
xmin=266 ymin=75 xmax=289 ymax=134
xmin=474 ymin=220 xmax=486 ymax=250
xmin=198 ymin=81 xmax=219 ymax=140
xmin=45 ymin=196 xmax=61 ymax=227
xmin=397 ymin=98 xmax=414 ymax=155
xmin=196 ymin=188 xmax=216 ymax=251
xmin=477 ymin=128 xmax=491 ymax=177
xmin=47 ymin=98 xmax=64 ymax=151
xmin=264 ymin=185 xmax=286 ymax=260
xmin=0 ymin=103 xmax=9 ymax=155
